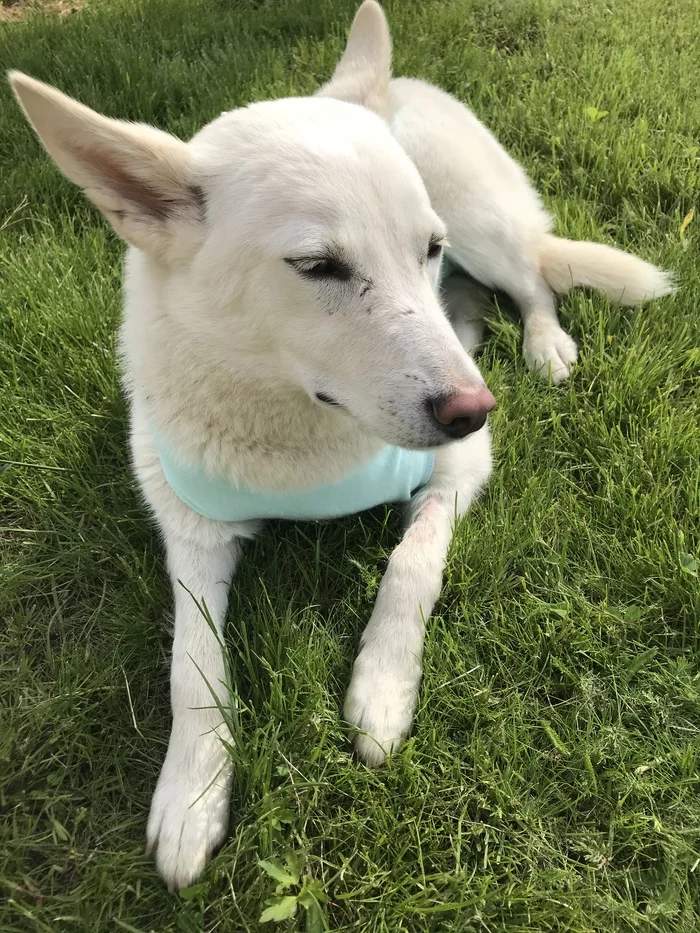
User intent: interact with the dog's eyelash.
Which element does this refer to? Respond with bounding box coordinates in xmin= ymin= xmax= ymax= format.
xmin=285 ymin=256 xmax=352 ymax=281
xmin=427 ymin=237 xmax=446 ymax=261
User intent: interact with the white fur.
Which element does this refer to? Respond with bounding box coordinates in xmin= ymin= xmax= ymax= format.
xmin=389 ymin=76 xmax=674 ymax=382
xmin=9 ymin=0 xmax=673 ymax=891
xmin=539 ymin=235 xmax=674 ymax=304
xmin=130 ymin=404 xmax=247 ymax=890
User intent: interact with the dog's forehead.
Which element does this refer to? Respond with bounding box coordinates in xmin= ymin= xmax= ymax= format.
xmin=192 ymin=96 xmax=427 ymax=197
xmin=191 ymin=96 xmax=438 ymax=250
xmin=197 ymin=95 xmax=388 ymax=150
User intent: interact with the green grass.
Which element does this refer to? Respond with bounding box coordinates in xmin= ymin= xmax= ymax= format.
xmin=1 ymin=0 xmax=699 ymax=929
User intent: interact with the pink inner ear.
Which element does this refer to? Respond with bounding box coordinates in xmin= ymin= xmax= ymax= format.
xmin=71 ymin=145 xmax=172 ymax=220
xmin=71 ymin=142 xmax=177 ymax=220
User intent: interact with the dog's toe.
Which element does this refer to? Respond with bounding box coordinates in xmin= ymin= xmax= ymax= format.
xmin=351 ymin=731 xmax=392 ymax=766
xmin=523 ymin=326 xmax=578 ymax=383
xmin=344 ymin=649 xmax=420 ymax=766
xmin=146 ymin=755 xmax=231 ymax=891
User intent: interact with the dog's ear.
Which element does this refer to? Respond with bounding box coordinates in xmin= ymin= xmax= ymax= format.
xmin=9 ymin=72 xmax=204 ymax=262
xmin=316 ymin=1 xmax=391 ymax=118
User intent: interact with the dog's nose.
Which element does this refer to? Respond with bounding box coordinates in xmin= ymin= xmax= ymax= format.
xmin=429 ymin=386 xmax=496 ymax=439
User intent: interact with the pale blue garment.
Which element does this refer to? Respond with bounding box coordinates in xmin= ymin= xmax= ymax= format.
xmin=155 ymin=433 xmax=434 ymax=522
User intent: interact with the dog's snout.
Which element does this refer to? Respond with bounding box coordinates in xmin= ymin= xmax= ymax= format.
xmin=428 ymin=386 xmax=496 ymax=439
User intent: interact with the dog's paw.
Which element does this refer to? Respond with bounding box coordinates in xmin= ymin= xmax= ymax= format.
xmin=146 ymin=743 xmax=232 ymax=891
xmin=523 ymin=325 xmax=578 ymax=383
xmin=344 ymin=649 xmax=421 ymax=766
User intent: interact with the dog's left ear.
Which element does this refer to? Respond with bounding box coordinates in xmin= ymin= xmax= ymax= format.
xmin=9 ymin=71 xmax=204 ymax=264
xmin=316 ymin=0 xmax=391 ymax=119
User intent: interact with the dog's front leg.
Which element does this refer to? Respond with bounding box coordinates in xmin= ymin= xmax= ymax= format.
xmin=145 ymin=527 xmax=240 ymax=890
xmin=130 ymin=415 xmax=258 ymax=890
xmin=345 ymin=427 xmax=493 ymax=764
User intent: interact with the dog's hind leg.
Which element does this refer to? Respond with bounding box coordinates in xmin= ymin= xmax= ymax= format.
xmin=390 ymin=76 xmax=578 ymax=381
xmin=440 ymin=271 xmax=490 ymax=353
xmin=445 ymin=242 xmax=578 ymax=383
xmin=441 ymin=264 xmax=578 ymax=381
xmin=509 ymin=270 xmax=579 ymax=384
xmin=344 ymin=425 xmax=493 ymax=765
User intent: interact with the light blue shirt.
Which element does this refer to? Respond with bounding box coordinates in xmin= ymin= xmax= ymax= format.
xmin=155 ymin=435 xmax=434 ymax=522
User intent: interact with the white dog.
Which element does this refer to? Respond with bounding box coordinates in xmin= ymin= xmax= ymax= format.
xmin=10 ymin=0 xmax=672 ymax=891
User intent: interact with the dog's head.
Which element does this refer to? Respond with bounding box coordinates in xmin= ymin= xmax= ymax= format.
xmin=9 ymin=1 xmax=494 ymax=451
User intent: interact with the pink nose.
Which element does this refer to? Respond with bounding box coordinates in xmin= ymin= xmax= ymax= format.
xmin=430 ymin=385 xmax=496 ymax=438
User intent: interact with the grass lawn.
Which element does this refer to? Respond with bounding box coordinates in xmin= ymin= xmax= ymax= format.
xmin=1 ymin=0 xmax=699 ymax=929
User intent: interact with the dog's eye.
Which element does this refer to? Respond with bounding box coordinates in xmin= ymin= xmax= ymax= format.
xmin=427 ymin=238 xmax=444 ymax=261
xmin=285 ymin=256 xmax=352 ymax=281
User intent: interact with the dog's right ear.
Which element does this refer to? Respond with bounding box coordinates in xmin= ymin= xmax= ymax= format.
xmin=9 ymin=72 xmax=204 ymax=263
xmin=316 ymin=1 xmax=391 ymax=119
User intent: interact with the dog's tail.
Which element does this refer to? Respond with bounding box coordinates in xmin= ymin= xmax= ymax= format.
xmin=539 ymin=234 xmax=675 ymax=305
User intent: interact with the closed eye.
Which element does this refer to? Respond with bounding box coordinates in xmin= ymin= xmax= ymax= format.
xmin=285 ymin=255 xmax=353 ymax=281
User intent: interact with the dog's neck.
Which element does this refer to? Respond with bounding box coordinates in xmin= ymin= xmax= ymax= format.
xmin=120 ymin=256 xmax=383 ymax=491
